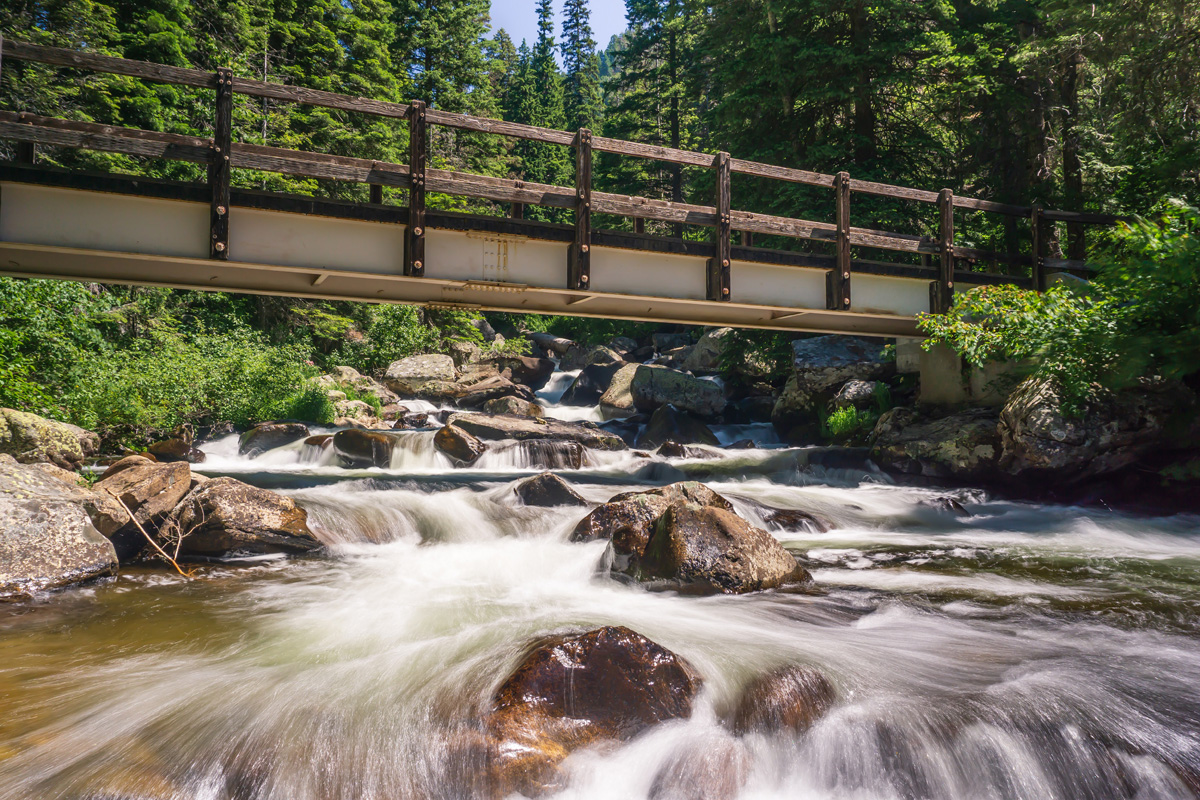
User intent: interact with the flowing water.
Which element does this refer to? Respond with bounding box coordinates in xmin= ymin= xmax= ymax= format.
xmin=2 ymin=384 xmax=1200 ymax=799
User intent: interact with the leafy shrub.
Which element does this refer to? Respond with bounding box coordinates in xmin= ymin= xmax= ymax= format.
xmin=501 ymin=313 xmax=661 ymax=347
xmin=718 ymin=329 xmax=794 ymax=389
xmin=331 ymin=304 xmax=440 ymax=374
xmin=823 ymin=406 xmax=877 ymax=442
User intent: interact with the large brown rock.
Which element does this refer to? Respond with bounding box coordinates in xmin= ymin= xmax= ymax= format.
xmin=332 ymin=429 xmax=397 ymax=468
xmin=0 ymin=408 xmax=97 ymax=470
xmin=165 ymin=477 xmax=320 ymax=557
xmin=482 ymin=396 xmax=544 ymax=418
xmin=639 ymin=503 xmax=810 ymax=594
xmin=485 ymin=626 xmax=702 ymax=797
xmin=600 ymin=364 xmax=726 ymax=418
xmin=93 ymin=457 xmax=192 ymax=529
xmin=570 ymin=482 xmax=732 ymax=558
xmin=434 ymin=424 xmax=486 ymax=465
xmin=447 ymin=412 xmax=627 ymax=451
xmin=487 ymin=355 xmax=556 ymax=391
xmin=560 ymin=362 xmax=625 ymax=406
xmin=514 ymin=472 xmax=587 ymax=507
xmin=238 ymin=422 xmax=310 ymax=457
xmin=731 ymin=665 xmax=836 ymax=735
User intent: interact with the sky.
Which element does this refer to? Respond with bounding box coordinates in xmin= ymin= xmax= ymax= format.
xmin=488 ymin=0 xmax=629 ymax=52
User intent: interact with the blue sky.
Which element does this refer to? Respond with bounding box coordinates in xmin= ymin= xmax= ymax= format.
xmin=489 ymin=0 xmax=629 ymax=52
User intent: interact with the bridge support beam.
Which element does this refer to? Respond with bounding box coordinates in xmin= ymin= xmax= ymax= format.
xmin=568 ymin=128 xmax=592 ymax=291
xmin=826 ymin=171 xmax=851 ymax=310
xmin=406 ymin=100 xmax=426 ymax=278
xmin=209 ymin=67 xmax=232 ymax=260
xmin=929 ymin=188 xmax=954 ymax=313
xmin=1031 ymin=203 xmax=1045 ymax=292
xmin=707 ymin=151 xmax=731 ymax=301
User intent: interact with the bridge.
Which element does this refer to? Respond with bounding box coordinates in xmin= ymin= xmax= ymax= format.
xmin=0 ymin=41 xmax=1120 ymax=338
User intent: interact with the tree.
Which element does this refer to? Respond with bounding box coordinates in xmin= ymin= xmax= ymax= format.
xmin=561 ymin=0 xmax=602 ymax=132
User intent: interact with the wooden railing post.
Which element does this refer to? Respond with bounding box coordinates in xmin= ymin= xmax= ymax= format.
xmin=827 ymin=171 xmax=851 ymax=310
xmin=633 ymin=217 xmax=644 ymax=234
xmin=510 ymin=201 xmax=523 ymax=220
xmin=406 ymin=100 xmax=426 ymax=278
xmin=1031 ymin=203 xmax=1044 ymax=291
xmin=931 ymin=188 xmax=954 ymax=313
xmin=369 ymin=183 xmax=382 ymax=204
xmin=568 ymin=128 xmax=592 ymax=291
xmin=209 ymin=67 xmax=232 ymax=260
xmin=16 ymin=140 xmax=35 ymax=164
xmin=707 ymin=151 xmax=731 ymax=301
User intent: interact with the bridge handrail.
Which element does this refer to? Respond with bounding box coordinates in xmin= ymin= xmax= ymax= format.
xmin=0 ymin=39 xmax=1123 ymax=311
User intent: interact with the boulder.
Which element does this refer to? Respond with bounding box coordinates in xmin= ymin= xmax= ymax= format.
xmin=514 ymin=472 xmax=588 ymax=507
xmin=730 ymin=665 xmax=836 ymax=735
xmin=434 ymin=424 xmax=486 ymax=465
xmin=453 ymin=373 xmax=540 ymax=409
xmin=448 ymin=339 xmax=483 ymax=367
xmin=679 ymin=327 xmax=733 ymax=373
xmin=560 ymin=344 xmax=623 ymax=372
xmin=0 ymin=454 xmax=129 ymax=539
xmin=601 ymin=364 xmax=725 ymax=419
xmin=831 ymin=379 xmax=880 ymax=410
xmin=323 ymin=366 xmax=399 ymax=405
xmin=487 ymin=355 xmax=556 ymax=391
xmin=165 ymin=477 xmax=320 ymax=557
xmin=482 ymin=396 xmax=544 ymax=418
xmin=527 ymin=331 xmax=576 ymax=356
xmin=772 ymin=336 xmax=894 ymax=437
xmin=636 ymin=405 xmax=720 ymax=449
xmin=331 ymin=429 xmax=397 ymax=468
xmin=93 ymin=457 xmax=191 ymax=529
xmin=0 ymin=459 xmax=119 ymax=601
xmin=446 ymin=412 xmax=627 ymax=451
xmin=870 ymin=406 xmax=1001 ymax=481
xmin=657 ymin=441 xmax=717 ymax=459
xmin=653 ymin=332 xmax=692 ymax=351
xmin=561 ymin=362 xmax=625 ymax=407
xmin=383 ymin=354 xmax=457 ymax=396
xmin=998 ymin=377 xmax=1197 ymax=482
xmin=0 ymin=408 xmax=97 ymax=470
xmin=638 ymin=503 xmax=810 ymax=593
xmin=485 ymin=626 xmax=701 ymax=797
xmin=517 ymin=440 xmax=587 ymax=470
xmin=146 ymin=438 xmax=205 ymax=464
xmin=238 ymin=422 xmax=310 ymax=457
xmin=393 ymin=410 xmax=430 ymax=429
xmin=609 ymin=336 xmax=639 ymax=355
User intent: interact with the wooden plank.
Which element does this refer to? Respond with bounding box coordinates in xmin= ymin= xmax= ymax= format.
xmin=728 ymin=158 xmax=835 ymax=188
xmin=933 ymin=188 xmax=954 ymax=312
xmin=591 ymin=191 xmax=717 ymax=226
xmin=592 ymin=135 xmax=717 ymax=168
xmin=2 ymin=39 xmax=215 ymax=88
xmin=0 ymin=118 xmax=210 ymax=163
xmin=369 ymin=183 xmax=382 ymax=204
xmin=708 ymin=152 xmax=731 ymax=301
xmin=742 ymin=231 xmax=753 ymax=247
xmin=232 ymin=143 xmax=409 ymax=185
xmin=425 ymin=169 xmax=575 ymax=208
xmin=231 ymin=76 xmax=409 ymax=119
xmin=1041 ymin=209 xmax=1126 ymax=225
xmin=829 ymin=171 xmax=851 ymax=310
xmin=568 ymin=128 xmax=593 ymax=291
xmin=1042 ymin=257 xmax=1097 ymax=273
xmin=406 ymin=101 xmax=426 ymax=277
xmin=733 ymin=210 xmax=835 ymax=240
xmin=210 ymin=67 xmax=233 ymax=260
xmin=424 ymin=107 xmax=575 ymax=146
xmin=849 ymin=177 xmax=939 ymax=204
xmin=633 ymin=217 xmax=644 ymax=234
xmin=953 ymin=196 xmax=1030 ymax=216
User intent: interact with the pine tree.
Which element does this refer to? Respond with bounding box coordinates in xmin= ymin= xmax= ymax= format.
xmin=561 ymin=0 xmax=602 ymax=132
xmin=393 ymin=0 xmax=490 ymax=113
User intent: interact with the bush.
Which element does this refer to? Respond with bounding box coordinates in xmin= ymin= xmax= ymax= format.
xmin=501 ymin=313 xmax=662 ymax=346
xmin=330 ymin=304 xmax=440 ymax=374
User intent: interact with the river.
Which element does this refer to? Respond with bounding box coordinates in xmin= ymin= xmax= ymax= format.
xmin=1 ymin=371 xmax=1199 ymax=799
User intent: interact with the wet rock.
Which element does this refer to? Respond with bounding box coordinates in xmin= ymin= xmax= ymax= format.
xmin=653 ymin=332 xmax=692 ymax=351
xmin=383 ymin=353 xmax=457 ymax=396
xmin=527 ymin=331 xmax=576 ymax=356
xmin=482 ymin=396 xmax=544 ymax=418
xmin=570 ymin=482 xmax=734 ymax=563
xmin=448 ymin=339 xmax=483 ymax=367
xmin=725 ymin=439 xmax=756 ymax=450
xmin=657 ymin=441 xmax=717 ymax=459
xmin=760 ymin=506 xmax=828 ymax=533
xmin=560 ymin=344 xmax=623 ymax=372
xmin=485 ymin=626 xmax=702 ymax=798
xmin=772 ymin=336 xmax=894 ymax=439
xmin=146 ymin=438 xmax=190 ymax=462
xmin=238 ymin=422 xmax=310 ymax=457
xmin=639 ymin=502 xmax=810 ymax=593
xmin=434 ymin=424 xmax=486 ymax=465
xmin=94 ymin=457 xmax=191 ymax=529
xmin=637 ymin=404 xmax=721 ymax=449
xmin=999 ymin=377 xmax=1197 ymax=483
xmin=0 ymin=407 xmax=97 ymax=470
xmin=731 ymin=665 xmax=836 ymax=735
xmin=166 ymin=477 xmax=320 ymax=558
xmin=0 ymin=455 xmax=119 ymax=600
xmin=332 ymin=429 xmax=397 ymax=468
xmin=870 ymin=406 xmax=1001 ymax=481
xmin=303 ymin=434 xmax=332 ymax=448
xmin=831 ymin=379 xmax=880 ymax=410
xmin=447 ymin=412 xmax=627 ymax=451
xmin=519 ymin=440 xmax=586 ymax=470
xmin=392 ymin=411 xmax=430 ymax=429
xmin=453 ymin=374 xmax=540 ymax=410
xmin=649 ymin=735 xmax=751 ymax=800
xmin=601 ymin=364 xmax=726 ymax=419
xmin=560 ymin=362 xmax=625 ymax=406
xmin=921 ymin=496 xmax=970 ymax=516
xmin=609 ymin=336 xmax=639 ymax=355
xmin=333 ymin=398 xmax=381 ymax=428
xmin=514 ymin=472 xmax=588 ymax=507
xmin=725 ymin=396 xmax=777 ymax=425
xmin=487 ymin=355 xmax=556 ymax=391
xmin=678 ymin=327 xmax=733 ymax=373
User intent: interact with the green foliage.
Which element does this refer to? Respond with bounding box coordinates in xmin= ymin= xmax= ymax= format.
xmin=823 ymin=406 xmax=877 ymax=441
xmin=505 ymin=313 xmax=660 ymax=347
xmin=718 ymin=329 xmax=793 ymax=388
xmin=486 ymin=336 xmax=533 ymax=358
xmin=330 ymin=304 xmax=439 ymax=375
xmin=341 ymin=384 xmax=383 ymax=416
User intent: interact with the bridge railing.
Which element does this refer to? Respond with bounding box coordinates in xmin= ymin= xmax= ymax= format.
xmin=0 ymin=39 xmax=1124 ymax=314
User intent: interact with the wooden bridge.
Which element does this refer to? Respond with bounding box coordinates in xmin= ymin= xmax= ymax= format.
xmin=0 ymin=40 xmax=1120 ymax=338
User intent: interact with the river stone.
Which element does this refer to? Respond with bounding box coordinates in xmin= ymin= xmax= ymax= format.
xmin=772 ymin=336 xmax=894 ymax=437
xmin=147 ymin=438 xmax=205 ymax=464
xmin=93 ymin=458 xmax=192 ymax=529
xmin=731 ymin=665 xmax=836 ymax=735
xmin=166 ymin=477 xmax=320 ymax=557
xmin=332 ymin=429 xmax=397 ymax=468
xmin=446 ymin=412 xmax=627 ymax=451
xmin=601 ymin=364 xmax=725 ymax=419
xmin=999 ymin=377 xmax=1197 ymax=482
xmin=514 ymin=472 xmax=587 ymax=507
xmin=238 ymin=422 xmax=310 ymax=457
xmin=649 ymin=735 xmax=751 ymax=800
xmin=453 ymin=373 xmax=540 ymax=409
xmin=560 ymin=344 xmax=623 ymax=372
xmin=0 ymin=408 xmax=97 ymax=470
xmin=486 ymin=354 xmax=556 ymax=391
xmin=609 ymin=336 xmax=639 ymax=355
xmin=392 ymin=410 xmax=430 ymax=429
xmin=0 ymin=490 xmax=118 ymax=601
xmin=653 ymin=332 xmax=692 ymax=351
xmin=482 ymin=396 xmax=544 ymax=418
xmin=0 ymin=455 xmax=130 ymax=539
xmin=832 ymin=379 xmax=880 ymax=410
xmin=384 ymin=353 xmax=457 ymax=396
xmin=636 ymin=405 xmax=721 ymax=449
xmin=870 ymin=406 xmax=1001 ymax=480
xmin=518 ymin=440 xmax=586 ymax=470
xmin=561 ymin=362 xmax=625 ymax=407
xmin=658 ymin=441 xmax=717 ymax=459
xmin=679 ymin=327 xmax=733 ymax=373
xmin=448 ymin=339 xmax=483 ymax=367
xmin=638 ymin=503 xmax=810 ymax=594
xmin=485 ymin=626 xmax=701 ymax=798
xmin=434 ymin=424 xmax=486 ymax=465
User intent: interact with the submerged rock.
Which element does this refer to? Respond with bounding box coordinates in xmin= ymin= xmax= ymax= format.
xmin=238 ymin=422 xmax=310 ymax=457
xmin=166 ymin=477 xmax=320 ymax=558
xmin=0 ymin=456 xmax=120 ymax=600
xmin=636 ymin=404 xmax=720 ymax=449
xmin=383 ymin=353 xmax=457 ymax=396
xmin=487 ymin=355 xmax=556 ymax=391
xmin=447 ymin=412 xmax=627 ymax=451
xmin=517 ymin=440 xmax=587 ymax=470
xmin=870 ymin=406 xmax=1001 ymax=481
xmin=731 ymin=665 xmax=836 ymax=735
xmin=434 ymin=424 xmax=486 ymax=465
xmin=0 ymin=407 xmax=97 ymax=470
xmin=570 ymin=482 xmax=732 ymax=559
xmin=657 ymin=441 xmax=718 ymax=459
xmin=514 ymin=472 xmax=588 ymax=507
xmin=649 ymin=735 xmax=751 ymax=800
xmin=485 ymin=626 xmax=701 ymax=797
xmin=332 ymin=429 xmax=397 ymax=468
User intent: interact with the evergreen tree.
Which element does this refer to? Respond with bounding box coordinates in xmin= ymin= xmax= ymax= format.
xmin=393 ymin=0 xmax=490 ymax=113
xmin=561 ymin=0 xmax=602 ymax=132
